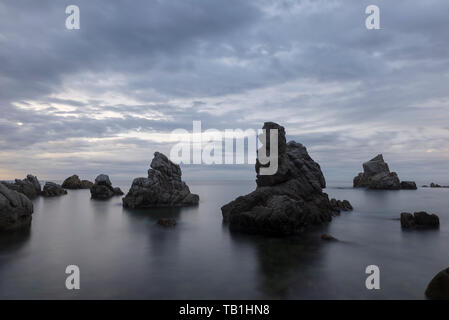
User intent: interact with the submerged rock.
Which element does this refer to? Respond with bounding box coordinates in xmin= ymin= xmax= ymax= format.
xmin=41 ymin=182 xmax=67 ymax=197
xmin=221 ymin=122 xmax=351 ymax=236
xmin=157 ymin=218 xmax=177 ymax=227
xmin=62 ymin=175 xmax=93 ymax=189
xmin=113 ymin=187 xmax=124 ymax=196
xmin=353 ymin=154 xmax=416 ymax=190
xmin=122 ymin=152 xmax=199 ymax=208
xmin=426 ymin=268 xmax=449 ymax=299
xmin=0 ymin=183 xmax=34 ymax=231
xmin=400 ymin=211 xmax=440 ymax=229
xmin=321 ymin=234 xmax=338 ymax=241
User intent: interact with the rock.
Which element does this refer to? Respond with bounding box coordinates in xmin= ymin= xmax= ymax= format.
xmin=0 ymin=183 xmax=34 ymax=231
xmin=157 ymin=218 xmax=177 ymax=227
xmin=24 ymin=174 xmax=41 ymax=193
xmin=90 ymin=174 xmax=121 ymax=200
xmin=62 ymin=175 xmax=93 ymax=189
xmin=122 ymin=152 xmax=199 ymax=208
xmin=401 ymin=181 xmax=417 ymax=190
xmin=353 ymin=154 xmax=415 ymax=190
xmin=321 ymin=234 xmax=338 ymax=241
xmin=422 ymin=185 xmax=428 ymax=188
xmin=430 ymin=183 xmax=441 ymax=188
xmin=80 ymin=180 xmax=94 ymax=189
xmin=330 ymin=198 xmax=353 ymax=212
xmin=400 ymin=211 xmax=439 ymax=229
xmin=425 ymin=268 xmax=449 ymax=299
xmin=1 ymin=174 xmax=42 ymax=199
xmin=221 ymin=122 xmax=350 ymax=236
xmin=41 ymin=182 xmax=67 ymax=197
xmin=113 ymin=187 xmax=124 ymax=196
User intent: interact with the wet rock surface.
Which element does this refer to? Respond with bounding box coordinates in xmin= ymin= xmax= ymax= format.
xmin=123 ymin=152 xmax=199 ymax=208
xmin=221 ymin=122 xmax=352 ymax=236
xmin=0 ymin=183 xmax=34 ymax=231
xmin=1 ymin=174 xmax=42 ymax=199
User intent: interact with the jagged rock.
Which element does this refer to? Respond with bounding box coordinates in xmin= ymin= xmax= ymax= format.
xmin=400 ymin=211 xmax=440 ymax=229
xmin=157 ymin=218 xmax=177 ymax=227
xmin=401 ymin=181 xmax=417 ymax=190
xmin=221 ymin=122 xmax=350 ymax=236
xmin=41 ymin=182 xmax=67 ymax=197
xmin=113 ymin=187 xmax=124 ymax=196
xmin=353 ymin=154 xmax=415 ymax=190
xmin=0 ymin=183 xmax=34 ymax=231
xmin=425 ymin=268 xmax=449 ymax=299
xmin=62 ymin=175 xmax=93 ymax=189
xmin=122 ymin=152 xmax=199 ymax=208
xmin=330 ymin=198 xmax=353 ymax=212
xmin=321 ymin=234 xmax=338 ymax=241
xmin=90 ymin=174 xmax=121 ymax=200
xmin=430 ymin=183 xmax=441 ymax=188
xmin=1 ymin=174 xmax=42 ymax=199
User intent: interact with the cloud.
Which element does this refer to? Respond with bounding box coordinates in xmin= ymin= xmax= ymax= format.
xmin=0 ymin=0 xmax=448 ymax=183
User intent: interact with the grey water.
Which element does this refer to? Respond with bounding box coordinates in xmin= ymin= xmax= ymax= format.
xmin=1 ymin=180 xmax=448 ymax=299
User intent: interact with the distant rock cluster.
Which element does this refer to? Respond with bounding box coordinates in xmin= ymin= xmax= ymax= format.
xmin=221 ymin=122 xmax=353 ymax=236
xmin=353 ymin=154 xmax=416 ymax=190
xmin=90 ymin=174 xmax=123 ymax=200
xmin=422 ymin=183 xmax=449 ymax=188
xmin=123 ymin=152 xmax=199 ymax=208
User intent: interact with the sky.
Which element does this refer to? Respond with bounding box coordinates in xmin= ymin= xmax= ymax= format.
xmin=0 ymin=0 xmax=448 ymax=184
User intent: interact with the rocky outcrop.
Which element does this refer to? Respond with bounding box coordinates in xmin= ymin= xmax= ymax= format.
xmin=426 ymin=268 xmax=449 ymax=299
xmin=157 ymin=218 xmax=177 ymax=227
xmin=400 ymin=212 xmax=440 ymax=229
xmin=330 ymin=198 xmax=353 ymax=212
xmin=90 ymin=174 xmax=121 ymax=200
xmin=1 ymin=174 xmax=42 ymax=199
xmin=321 ymin=234 xmax=338 ymax=241
xmin=113 ymin=187 xmax=124 ymax=196
xmin=221 ymin=122 xmax=352 ymax=236
xmin=123 ymin=152 xmax=199 ymax=208
xmin=400 ymin=181 xmax=417 ymax=190
xmin=62 ymin=175 xmax=93 ymax=189
xmin=41 ymin=182 xmax=67 ymax=197
xmin=0 ymin=183 xmax=34 ymax=231
xmin=353 ymin=154 xmax=416 ymax=190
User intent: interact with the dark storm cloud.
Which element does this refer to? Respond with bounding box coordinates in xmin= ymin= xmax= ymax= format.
xmin=0 ymin=0 xmax=448 ymax=181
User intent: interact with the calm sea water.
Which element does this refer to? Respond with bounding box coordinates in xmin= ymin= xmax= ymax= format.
xmin=1 ymin=180 xmax=448 ymax=299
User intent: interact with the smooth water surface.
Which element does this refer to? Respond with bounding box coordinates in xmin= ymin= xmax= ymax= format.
xmin=1 ymin=180 xmax=448 ymax=299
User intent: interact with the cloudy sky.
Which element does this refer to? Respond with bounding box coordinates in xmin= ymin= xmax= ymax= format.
xmin=0 ymin=0 xmax=448 ymax=183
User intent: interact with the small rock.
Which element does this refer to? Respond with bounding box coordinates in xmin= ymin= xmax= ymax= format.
xmin=113 ymin=187 xmax=124 ymax=196
xmin=0 ymin=183 xmax=34 ymax=231
xmin=401 ymin=181 xmax=417 ymax=190
xmin=41 ymin=182 xmax=67 ymax=197
xmin=90 ymin=174 xmax=121 ymax=200
xmin=321 ymin=234 xmax=338 ymax=241
xmin=330 ymin=198 xmax=353 ymax=212
xmin=62 ymin=175 xmax=93 ymax=189
xmin=80 ymin=180 xmax=94 ymax=189
xmin=425 ymin=268 xmax=449 ymax=299
xmin=157 ymin=218 xmax=177 ymax=227
xmin=400 ymin=211 xmax=439 ymax=229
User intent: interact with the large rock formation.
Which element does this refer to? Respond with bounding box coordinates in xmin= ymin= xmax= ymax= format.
xmin=41 ymin=182 xmax=68 ymax=197
xmin=62 ymin=175 xmax=93 ymax=189
xmin=426 ymin=268 xmax=449 ymax=299
xmin=90 ymin=174 xmax=123 ymax=200
xmin=123 ymin=152 xmax=199 ymax=208
xmin=400 ymin=211 xmax=440 ymax=229
xmin=353 ymin=154 xmax=415 ymax=190
xmin=0 ymin=183 xmax=34 ymax=231
xmin=221 ymin=122 xmax=352 ymax=236
xmin=1 ymin=174 xmax=42 ymax=199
